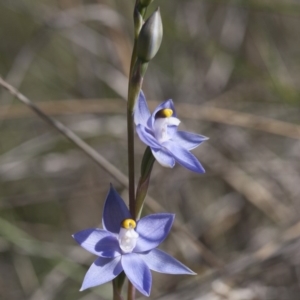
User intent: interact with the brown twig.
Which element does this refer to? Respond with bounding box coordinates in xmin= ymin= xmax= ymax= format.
xmin=200 ymin=143 xmax=293 ymax=224
xmin=0 ymin=77 xmax=129 ymax=186
xmin=2 ymin=99 xmax=300 ymax=140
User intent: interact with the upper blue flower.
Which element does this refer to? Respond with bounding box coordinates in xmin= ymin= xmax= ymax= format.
xmin=73 ymin=185 xmax=195 ymax=297
xmin=134 ymin=91 xmax=208 ymax=173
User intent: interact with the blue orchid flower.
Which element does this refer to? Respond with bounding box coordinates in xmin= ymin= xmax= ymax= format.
xmin=73 ymin=186 xmax=195 ymax=296
xmin=134 ymin=91 xmax=207 ymax=173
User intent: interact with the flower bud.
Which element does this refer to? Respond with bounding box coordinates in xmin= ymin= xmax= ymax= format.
xmin=134 ymin=8 xmax=143 ymax=38
xmin=139 ymin=0 xmax=154 ymax=7
xmin=136 ymin=8 xmax=163 ymax=62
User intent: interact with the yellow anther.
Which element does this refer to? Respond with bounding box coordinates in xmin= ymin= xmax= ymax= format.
xmin=121 ymin=219 xmax=136 ymax=229
xmin=155 ymin=108 xmax=173 ymax=118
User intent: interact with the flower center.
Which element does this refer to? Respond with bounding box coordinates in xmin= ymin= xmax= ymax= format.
xmin=154 ymin=109 xmax=180 ymax=143
xmin=121 ymin=219 xmax=136 ymax=229
xmin=118 ymin=218 xmax=139 ymax=253
xmin=155 ymin=108 xmax=173 ymax=118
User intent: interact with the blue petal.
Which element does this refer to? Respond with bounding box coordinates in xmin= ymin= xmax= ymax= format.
xmin=151 ymin=148 xmax=175 ymax=168
xmin=168 ymin=100 xmax=177 ymax=117
xmin=163 ymin=141 xmax=205 ymax=173
xmin=134 ymin=213 xmax=174 ymax=252
xmin=172 ymin=131 xmax=208 ymax=150
xmin=122 ymin=253 xmax=152 ymax=296
xmin=80 ymin=256 xmax=122 ymax=291
xmin=73 ymin=229 xmax=120 ymax=257
xmin=150 ymin=99 xmax=177 ymax=128
xmin=141 ymin=249 xmax=196 ymax=275
xmin=95 ymin=236 xmax=121 ymax=258
xmin=102 ymin=185 xmax=131 ymax=234
xmin=136 ymin=125 xmax=161 ymax=150
xmin=134 ymin=90 xmax=151 ymax=126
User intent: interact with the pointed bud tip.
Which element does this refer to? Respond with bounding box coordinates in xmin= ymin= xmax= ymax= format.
xmin=140 ymin=0 xmax=154 ymax=8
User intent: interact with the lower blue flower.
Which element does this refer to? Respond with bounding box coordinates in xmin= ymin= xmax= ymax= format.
xmin=73 ymin=185 xmax=195 ymax=296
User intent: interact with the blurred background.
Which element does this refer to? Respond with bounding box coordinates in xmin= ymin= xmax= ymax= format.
xmin=1 ymin=0 xmax=300 ymax=299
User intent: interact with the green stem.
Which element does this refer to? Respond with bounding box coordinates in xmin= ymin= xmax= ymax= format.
xmin=135 ymin=175 xmax=151 ymax=220
xmin=125 ymin=3 xmax=149 ymax=299
xmin=127 ymin=281 xmax=136 ymax=300
xmin=113 ymin=277 xmax=124 ymax=300
xmin=127 ymin=107 xmax=136 ymax=218
xmin=127 ymin=1 xmax=146 ymax=219
xmin=135 ymin=146 xmax=155 ymax=219
xmin=127 ymin=59 xmax=148 ymax=219
xmin=129 ymin=41 xmax=138 ymax=80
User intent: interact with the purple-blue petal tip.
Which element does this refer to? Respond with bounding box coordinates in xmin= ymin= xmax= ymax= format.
xmin=102 ymin=185 xmax=131 ymax=234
